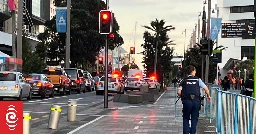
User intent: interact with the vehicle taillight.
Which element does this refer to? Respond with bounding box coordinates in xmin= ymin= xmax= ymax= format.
xmin=37 ymin=82 xmax=42 ymax=87
xmin=95 ymin=82 xmax=99 ymax=85
xmin=114 ymin=83 xmax=119 ymax=86
xmin=76 ymin=79 xmax=80 ymax=83
xmin=14 ymin=84 xmax=18 ymax=90
xmin=79 ymin=78 xmax=83 ymax=83
xmin=59 ymin=77 xmax=62 ymax=83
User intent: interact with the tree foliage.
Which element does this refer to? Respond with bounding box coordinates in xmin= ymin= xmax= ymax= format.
xmin=141 ymin=19 xmax=174 ymax=86
xmin=36 ymin=0 xmax=123 ymax=68
xmin=20 ymin=35 xmax=46 ymax=74
xmin=235 ymin=59 xmax=254 ymax=78
xmin=182 ymin=47 xmax=216 ymax=82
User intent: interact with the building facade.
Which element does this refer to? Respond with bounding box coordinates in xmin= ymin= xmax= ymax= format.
xmin=217 ymin=0 xmax=254 ymax=77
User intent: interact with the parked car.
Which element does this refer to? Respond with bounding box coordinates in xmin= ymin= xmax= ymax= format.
xmin=25 ymin=74 xmax=54 ymax=98
xmin=0 ymin=71 xmax=32 ymax=100
xmin=64 ymin=68 xmax=86 ymax=94
xmin=42 ymin=67 xmax=71 ymax=95
xmin=96 ymin=76 xmax=124 ymax=95
xmin=83 ymin=71 xmax=95 ymax=92
xmin=124 ymin=77 xmax=149 ymax=92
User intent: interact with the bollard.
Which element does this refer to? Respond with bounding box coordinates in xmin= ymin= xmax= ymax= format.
xmin=48 ymin=105 xmax=62 ymax=129
xmin=67 ymin=100 xmax=77 ymax=121
xmin=23 ymin=111 xmax=31 ymax=134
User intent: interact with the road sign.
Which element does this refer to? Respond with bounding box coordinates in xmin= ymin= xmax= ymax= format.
xmin=56 ymin=7 xmax=67 ymax=33
xmin=212 ymin=50 xmax=222 ymax=63
xmin=242 ymin=23 xmax=255 ymax=39
xmin=221 ymin=23 xmax=246 ymax=38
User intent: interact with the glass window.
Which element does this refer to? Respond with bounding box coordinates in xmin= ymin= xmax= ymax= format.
xmin=0 ymin=73 xmax=16 ymax=81
xmin=230 ymin=5 xmax=254 ymax=13
xmin=26 ymin=75 xmax=41 ymax=80
xmin=127 ymin=78 xmax=139 ymax=81
xmin=42 ymin=69 xmax=62 ymax=75
xmin=64 ymin=69 xmax=77 ymax=79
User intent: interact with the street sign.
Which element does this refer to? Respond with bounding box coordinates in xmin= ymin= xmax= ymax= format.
xmin=242 ymin=23 xmax=255 ymax=39
xmin=212 ymin=50 xmax=222 ymax=63
xmin=221 ymin=23 xmax=246 ymax=38
xmin=56 ymin=7 xmax=67 ymax=33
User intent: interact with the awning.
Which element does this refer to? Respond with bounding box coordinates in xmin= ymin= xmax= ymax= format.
xmin=223 ymin=58 xmax=239 ymax=70
xmin=0 ymin=51 xmax=10 ymax=57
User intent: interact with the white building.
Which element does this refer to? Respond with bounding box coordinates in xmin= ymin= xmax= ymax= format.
xmin=216 ymin=0 xmax=254 ymax=77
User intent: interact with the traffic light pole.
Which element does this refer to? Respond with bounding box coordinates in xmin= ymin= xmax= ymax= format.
xmin=204 ymin=0 xmax=211 ymax=84
xmin=104 ymin=35 xmax=109 ymax=108
xmin=104 ymin=0 xmax=109 ymax=108
xmin=254 ymin=0 xmax=256 ymax=98
xmin=17 ymin=0 xmax=23 ymax=70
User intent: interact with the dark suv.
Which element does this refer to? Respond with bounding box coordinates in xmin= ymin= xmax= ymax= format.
xmin=64 ymin=68 xmax=86 ymax=94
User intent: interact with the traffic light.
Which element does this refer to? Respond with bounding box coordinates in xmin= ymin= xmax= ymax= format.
xmin=98 ymin=56 xmax=103 ymax=64
xmin=130 ymin=47 xmax=135 ymax=54
xmin=199 ymin=39 xmax=214 ymax=55
xmin=109 ymin=33 xmax=114 ymax=40
xmin=99 ymin=10 xmax=113 ymax=34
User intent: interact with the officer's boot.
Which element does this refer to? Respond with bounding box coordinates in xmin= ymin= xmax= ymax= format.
xmin=183 ymin=132 xmax=189 ymax=134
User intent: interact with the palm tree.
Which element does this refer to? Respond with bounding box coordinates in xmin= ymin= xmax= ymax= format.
xmin=142 ymin=19 xmax=175 ymax=74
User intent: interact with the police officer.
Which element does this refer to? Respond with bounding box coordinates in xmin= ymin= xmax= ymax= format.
xmin=177 ymin=65 xmax=211 ymax=134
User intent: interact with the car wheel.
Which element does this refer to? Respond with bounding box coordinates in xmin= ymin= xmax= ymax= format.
xmin=96 ymin=90 xmax=100 ymax=95
xmin=66 ymin=87 xmax=71 ymax=95
xmin=87 ymin=86 xmax=92 ymax=92
xmin=27 ymin=90 xmax=32 ymax=100
xmin=17 ymin=90 xmax=23 ymax=101
xmin=49 ymin=88 xmax=54 ymax=97
xmin=77 ymin=86 xmax=81 ymax=94
xmin=60 ymin=86 xmax=65 ymax=96
xmin=82 ymin=86 xmax=86 ymax=93
xmin=41 ymin=89 xmax=46 ymax=98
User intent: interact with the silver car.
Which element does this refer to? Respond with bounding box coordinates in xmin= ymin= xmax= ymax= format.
xmin=0 ymin=71 xmax=32 ymax=100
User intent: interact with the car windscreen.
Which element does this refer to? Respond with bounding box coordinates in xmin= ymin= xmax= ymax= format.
xmin=64 ymin=69 xmax=77 ymax=79
xmin=145 ymin=79 xmax=154 ymax=82
xmin=100 ymin=77 xmax=105 ymax=81
xmin=0 ymin=73 xmax=16 ymax=81
xmin=26 ymin=75 xmax=41 ymax=80
xmin=127 ymin=78 xmax=139 ymax=81
xmin=42 ymin=70 xmax=62 ymax=75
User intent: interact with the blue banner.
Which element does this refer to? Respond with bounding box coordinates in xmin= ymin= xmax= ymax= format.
xmin=210 ymin=18 xmax=222 ymax=40
xmin=56 ymin=7 xmax=67 ymax=33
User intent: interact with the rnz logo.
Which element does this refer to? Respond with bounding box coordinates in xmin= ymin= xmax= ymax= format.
xmin=5 ymin=105 xmax=19 ymax=130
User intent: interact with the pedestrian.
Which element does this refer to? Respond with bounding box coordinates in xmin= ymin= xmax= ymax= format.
xmin=177 ymin=65 xmax=211 ymax=134
xmin=221 ymin=76 xmax=230 ymax=91
xmin=244 ymin=74 xmax=254 ymax=97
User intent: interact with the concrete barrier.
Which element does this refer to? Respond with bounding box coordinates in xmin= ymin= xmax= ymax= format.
xmin=118 ymin=94 xmax=129 ymax=103
xmin=113 ymin=94 xmax=121 ymax=102
xmin=149 ymin=88 xmax=159 ymax=95
xmin=128 ymin=95 xmax=143 ymax=104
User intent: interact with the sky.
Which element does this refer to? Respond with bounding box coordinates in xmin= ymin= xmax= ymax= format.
xmin=109 ymin=0 xmax=217 ymax=69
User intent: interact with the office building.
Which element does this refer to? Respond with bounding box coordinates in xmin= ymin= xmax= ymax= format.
xmin=217 ymin=0 xmax=254 ymax=77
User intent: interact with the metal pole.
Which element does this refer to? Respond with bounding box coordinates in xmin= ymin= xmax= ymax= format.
xmin=183 ymin=29 xmax=186 ymax=67
xmin=96 ymin=58 xmax=99 ymax=73
xmin=65 ymin=0 xmax=71 ymax=68
xmin=254 ymin=0 xmax=256 ymax=98
xmin=117 ymin=47 xmax=120 ymax=69
xmin=197 ymin=16 xmax=200 ymax=44
xmin=17 ymin=0 xmax=23 ymax=68
xmin=12 ymin=10 xmax=17 ymax=70
xmin=104 ymin=35 xmax=108 ymax=108
xmin=154 ymin=37 xmax=158 ymax=74
xmin=216 ymin=63 xmax=218 ymax=84
xmin=204 ymin=0 xmax=211 ymax=83
xmin=201 ymin=55 xmax=204 ymax=81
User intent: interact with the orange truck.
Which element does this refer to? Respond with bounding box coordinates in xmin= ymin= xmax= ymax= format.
xmin=42 ymin=67 xmax=71 ymax=95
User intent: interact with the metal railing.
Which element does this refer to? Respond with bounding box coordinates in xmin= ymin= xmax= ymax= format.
xmin=208 ymin=85 xmax=256 ymax=134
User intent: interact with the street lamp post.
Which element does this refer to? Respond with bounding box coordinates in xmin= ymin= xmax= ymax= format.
xmin=182 ymin=29 xmax=186 ymax=67
xmin=238 ymin=70 xmax=241 ymax=78
xmin=154 ymin=34 xmax=158 ymax=75
xmin=204 ymin=0 xmax=211 ymax=84
xmin=65 ymin=0 xmax=71 ymax=68
xmin=244 ymin=69 xmax=247 ymax=79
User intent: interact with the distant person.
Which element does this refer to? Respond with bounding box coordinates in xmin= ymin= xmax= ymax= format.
xmin=244 ymin=74 xmax=254 ymax=97
xmin=177 ymin=65 xmax=211 ymax=134
xmin=172 ymin=77 xmax=178 ymax=87
xmin=221 ymin=76 xmax=230 ymax=91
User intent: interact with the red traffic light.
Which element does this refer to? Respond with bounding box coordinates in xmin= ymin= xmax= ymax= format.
xmin=109 ymin=33 xmax=114 ymax=38
xmin=101 ymin=11 xmax=111 ymax=21
xmin=99 ymin=57 xmax=103 ymax=61
xmin=130 ymin=47 xmax=135 ymax=54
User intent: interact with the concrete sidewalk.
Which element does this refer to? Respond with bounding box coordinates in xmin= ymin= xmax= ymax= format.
xmin=68 ymin=87 xmax=183 ymax=134
xmin=66 ymin=87 xmax=217 ymax=134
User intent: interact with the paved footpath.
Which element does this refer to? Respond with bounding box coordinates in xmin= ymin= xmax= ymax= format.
xmin=68 ymin=87 xmax=184 ymax=134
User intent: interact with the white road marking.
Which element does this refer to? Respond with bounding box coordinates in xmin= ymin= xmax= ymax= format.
xmin=138 ymin=121 xmax=143 ymax=124
xmin=39 ymin=102 xmax=49 ymax=104
xmin=134 ymin=126 xmax=139 ymax=129
xmin=28 ymin=101 xmax=36 ymax=103
xmin=153 ymin=91 xmax=166 ymax=104
xmin=62 ymin=96 xmax=67 ymax=97
xmin=48 ymin=98 xmax=53 ymax=100
xmin=54 ymin=97 xmax=60 ymax=98
xmin=35 ymin=100 xmax=42 ymax=102
xmin=67 ymin=115 xmax=104 ymax=134
xmin=43 ymin=99 xmax=49 ymax=101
